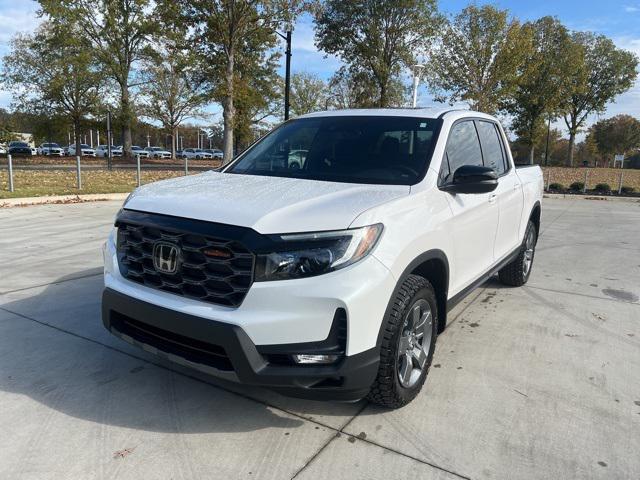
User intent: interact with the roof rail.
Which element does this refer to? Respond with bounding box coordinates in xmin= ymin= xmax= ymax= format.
xmin=437 ymin=109 xmax=470 ymax=119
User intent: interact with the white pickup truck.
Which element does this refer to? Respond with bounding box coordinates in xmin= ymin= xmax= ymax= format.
xmin=103 ymin=109 xmax=543 ymax=408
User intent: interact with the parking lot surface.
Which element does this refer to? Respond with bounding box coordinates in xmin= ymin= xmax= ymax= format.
xmin=0 ymin=197 xmax=639 ymax=480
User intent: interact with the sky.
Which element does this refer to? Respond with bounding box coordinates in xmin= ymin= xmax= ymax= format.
xmin=0 ymin=0 xmax=639 ymax=137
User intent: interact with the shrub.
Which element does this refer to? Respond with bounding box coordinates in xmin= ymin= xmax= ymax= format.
xmin=569 ymin=181 xmax=585 ymax=191
xmin=548 ymin=182 xmax=564 ymax=191
xmin=594 ymin=183 xmax=611 ymax=192
xmin=621 ymin=186 xmax=635 ymax=194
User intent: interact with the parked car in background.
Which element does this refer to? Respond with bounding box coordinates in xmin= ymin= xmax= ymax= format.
xmin=95 ymin=145 xmax=123 ymax=157
xmin=8 ymin=141 xmax=33 ymax=157
xmin=203 ymin=148 xmax=224 ymax=160
xmin=145 ymin=146 xmax=172 ymax=159
xmin=182 ymin=148 xmax=213 ymax=159
xmin=0 ymin=145 xmax=6 ymax=156
xmin=102 ymin=108 xmax=543 ymax=408
xmin=287 ymin=149 xmax=308 ymax=169
xmin=129 ymin=146 xmax=150 ymax=158
xmin=68 ymin=144 xmax=96 ymax=157
xmin=113 ymin=146 xmax=124 ymax=156
xmin=39 ymin=143 xmax=64 ymax=156
xmin=30 ymin=146 xmax=38 ymax=156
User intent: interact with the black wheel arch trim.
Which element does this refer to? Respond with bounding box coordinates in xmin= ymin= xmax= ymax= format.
xmin=376 ymin=249 xmax=450 ymax=348
xmin=529 ymin=200 xmax=542 ymax=237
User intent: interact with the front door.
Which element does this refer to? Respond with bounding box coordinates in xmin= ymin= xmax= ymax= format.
xmin=440 ymin=120 xmax=499 ymax=295
xmin=475 ymin=120 xmax=524 ymax=260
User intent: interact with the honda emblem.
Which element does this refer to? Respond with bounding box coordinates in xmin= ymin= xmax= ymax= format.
xmin=153 ymin=242 xmax=180 ymax=274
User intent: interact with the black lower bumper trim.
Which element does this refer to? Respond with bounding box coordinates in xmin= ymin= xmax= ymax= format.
xmin=102 ymin=288 xmax=379 ymax=401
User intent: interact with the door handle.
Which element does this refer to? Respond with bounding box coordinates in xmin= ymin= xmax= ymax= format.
xmin=488 ymin=194 xmax=497 ymax=204
xmin=513 ymin=183 xmax=521 ymax=190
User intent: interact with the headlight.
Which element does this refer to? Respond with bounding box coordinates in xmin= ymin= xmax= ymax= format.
xmin=254 ymin=224 xmax=383 ymax=281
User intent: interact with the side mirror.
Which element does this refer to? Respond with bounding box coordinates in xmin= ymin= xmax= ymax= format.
xmin=441 ymin=165 xmax=498 ymax=194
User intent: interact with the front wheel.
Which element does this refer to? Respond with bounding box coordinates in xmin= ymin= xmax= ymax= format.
xmin=367 ymin=274 xmax=438 ymax=409
xmin=498 ymin=220 xmax=537 ymax=287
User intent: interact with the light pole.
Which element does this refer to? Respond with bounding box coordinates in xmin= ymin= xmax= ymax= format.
xmin=106 ymin=110 xmax=112 ymax=170
xmin=274 ymin=27 xmax=292 ymax=120
xmin=411 ymin=64 xmax=425 ymax=108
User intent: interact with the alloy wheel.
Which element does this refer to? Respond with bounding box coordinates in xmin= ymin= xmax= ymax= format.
xmin=397 ymin=299 xmax=433 ymax=388
xmin=523 ymin=228 xmax=535 ymax=276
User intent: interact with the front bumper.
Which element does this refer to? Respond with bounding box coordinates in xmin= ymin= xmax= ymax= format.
xmin=102 ymin=287 xmax=379 ymax=401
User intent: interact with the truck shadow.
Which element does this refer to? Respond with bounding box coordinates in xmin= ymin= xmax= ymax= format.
xmin=0 ymin=270 xmax=363 ymax=434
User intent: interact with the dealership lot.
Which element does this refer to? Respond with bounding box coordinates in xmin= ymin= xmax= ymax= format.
xmin=0 ymin=198 xmax=638 ymax=480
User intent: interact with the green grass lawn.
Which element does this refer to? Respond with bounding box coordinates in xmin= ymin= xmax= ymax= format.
xmin=0 ymin=169 xmax=191 ymax=199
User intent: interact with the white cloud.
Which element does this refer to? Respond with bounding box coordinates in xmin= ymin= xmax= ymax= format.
xmin=600 ymin=36 xmax=640 ymax=120
xmin=0 ymin=1 xmax=41 ymax=109
xmin=287 ymin=14 xmax=342 ymax=79
xmin=0 ymin=2 xmax=40 ymax=44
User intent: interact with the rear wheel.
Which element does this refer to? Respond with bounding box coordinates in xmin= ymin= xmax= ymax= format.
xmin=498 ymin=220 xmax=537 ymax=287
xmin=367 ymin=274 xmax=438 ymax=409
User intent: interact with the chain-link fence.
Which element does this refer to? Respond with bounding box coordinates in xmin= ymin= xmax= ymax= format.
xmin=0 ymin=153 xmax=223 ymax=198
xmin=542 ymin=167 xmax=640 ymax=195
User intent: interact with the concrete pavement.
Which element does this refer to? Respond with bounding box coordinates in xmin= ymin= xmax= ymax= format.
xmin=0 ymin=198 xmax=638 ymax=479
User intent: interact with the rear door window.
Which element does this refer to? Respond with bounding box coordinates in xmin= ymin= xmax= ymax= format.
xmin=476 ymin=121 xmax=507 ymax=175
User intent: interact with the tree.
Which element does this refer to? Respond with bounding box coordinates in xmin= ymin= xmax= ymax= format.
xmin=140 ymin=37 xmax=208 ymax=158
xmin=315 ymin=0 xmax=441 ymax=107
xmin=234 ymin=49 xmax=283 ymax=150
xmin=562 ymin=32 xmax=638 ymax=166
xmin=590 ymin=114 xmax=640 ymax=166
xmin=173 ymin=0 xmax=306 ymax=162
xmin=506 ymin=17 xmax=578 ymax=164
xmin=290 ymin=72 xmax=328 ymax=116
xmin=1 ymin=24 xmax=103 ymax=158
xmin=0 ymin=109 xmax=16 ymax=144
xmin=428 ymin=5 xmax=528 ymax=114
xmin=39 ymin=0 xmax=156 ymax=154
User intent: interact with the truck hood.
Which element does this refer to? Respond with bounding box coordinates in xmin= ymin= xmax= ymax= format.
xmin=125 ymin=171 xmax=409 ymax=233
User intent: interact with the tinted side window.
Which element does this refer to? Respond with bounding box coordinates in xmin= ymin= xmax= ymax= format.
xmin=441 ymin=121 xmax=483 ymax=182
xmin=476 ymin=121 xmax=506 ymax=175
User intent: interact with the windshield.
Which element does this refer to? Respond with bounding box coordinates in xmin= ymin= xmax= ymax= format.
xmin=44 ymin=143 xmax=60 ymax=148
xmin=11 ymin=142 xmax=28 ymax=147
xmin=226 ymin=116 xmax=441 ymax=185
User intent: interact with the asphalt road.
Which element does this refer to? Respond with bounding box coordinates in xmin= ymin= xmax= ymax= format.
xmin=0 ymin=198 xmax=638 ymax=480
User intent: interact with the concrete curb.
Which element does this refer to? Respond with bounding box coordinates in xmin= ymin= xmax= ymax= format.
xmin=0 ymin=192 xmax=129 ymax=208
xmin=543 ymin=193 xmax=640 ymax=203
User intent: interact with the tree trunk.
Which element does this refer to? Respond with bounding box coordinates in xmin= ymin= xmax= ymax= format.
xmin=120 ymin=84 xmax=133 ymax=156
xmin=566 ymin=131 xmax=576 ymax=167
xmin=222 ymin=49 xmax=235 ymax=163
xmin=529 ymin=144 xmax=535 ymax=165
xmin=171 ymin=126 xmax=177 ymax=159
xmin=378 ymin=80 xmax=387 ymax=108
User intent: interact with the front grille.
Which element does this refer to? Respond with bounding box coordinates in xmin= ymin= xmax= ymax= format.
xmin=117 ymin=220 xmax=255 ymax=307
xmin=110 ymin=311 xmax=233 ymax=371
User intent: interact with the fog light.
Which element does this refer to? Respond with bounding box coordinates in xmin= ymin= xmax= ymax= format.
xmin=292 ymin=354 xmax=340 ymax=364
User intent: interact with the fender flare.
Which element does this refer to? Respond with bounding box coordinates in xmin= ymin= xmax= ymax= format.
xmin=375 ymin=249 xmax=450 ymax=348
xmin=528 ymin=200 xmax=542 ymax=239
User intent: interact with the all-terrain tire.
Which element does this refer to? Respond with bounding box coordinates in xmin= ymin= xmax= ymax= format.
xmin=498 ymin=220 xmax=537 ymax=287
xmin=367 ymin=274 xmax=438 ymax=409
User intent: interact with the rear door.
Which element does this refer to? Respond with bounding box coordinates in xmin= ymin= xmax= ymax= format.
xmin=440 ymin=120 xmax=500 ymax=294
xmin=475 ymin=120 xmax=524 ymax=260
